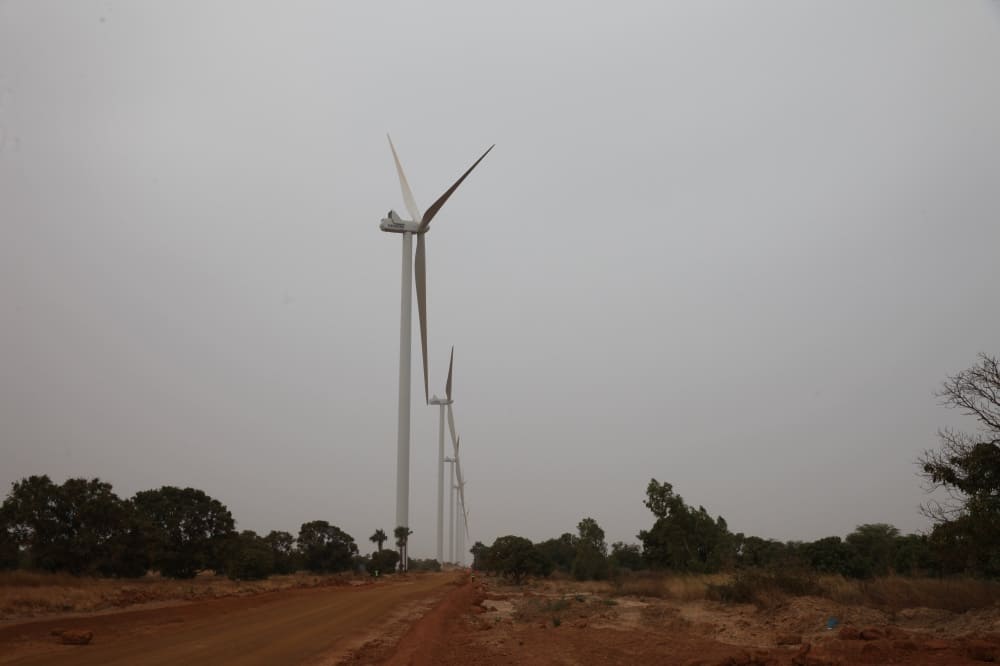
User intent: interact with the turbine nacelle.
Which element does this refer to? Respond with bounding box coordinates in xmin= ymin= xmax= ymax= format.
xmin=382 ymin=137 xmax=493 ymax=403
xmin=379 ymin=209 xmax=421 ymax=234
xmin=428 ymin=393 xmax=452 ymax=406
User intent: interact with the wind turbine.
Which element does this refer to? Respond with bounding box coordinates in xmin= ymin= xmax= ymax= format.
xmin=380 ymin=137 xmax=494 ymax=569
xmin=443 ymin=454 xmax=457 ymax=563
xmin=429 ymin=347 xmax=455 ymax=564
xmin=443 ymin=377 xmax=463 ymax=565
xmin=453 ymin=438 xmax=470 ymax=566
xmin=437 ymin=357 xmax=470 ymax=566
xmin=444 ymin=404 xmax=470 ymax=566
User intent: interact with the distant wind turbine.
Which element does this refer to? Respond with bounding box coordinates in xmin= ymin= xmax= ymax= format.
xmin=429 ymin=347 xmax=455 ymax=565
xmin=443 ymin=454 xmax=456 ymax=562
xmin=380 ymin=137 xmax=493 ymax=569
xmin=453 ymin=436 xmax=470 ymax=566
xmin=444 ymin=402 xmax=470 ymax=566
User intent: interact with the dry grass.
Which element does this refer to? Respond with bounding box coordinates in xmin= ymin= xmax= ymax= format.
xmin=542 ymin=571 xmax=1000 ymax=614
xmin=612 ymin=573 xmax=727 ymax=601
xmin=537 ymin=572 xmax=725 ymax=602
xmin=818 ymin=575 xmax=1000 ymax=613
xmin=0 ymin=571 xmax=358 ymax=621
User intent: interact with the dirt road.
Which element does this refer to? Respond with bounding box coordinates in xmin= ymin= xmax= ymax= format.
xmin=0 ymin=573 xmax=464 ymax=665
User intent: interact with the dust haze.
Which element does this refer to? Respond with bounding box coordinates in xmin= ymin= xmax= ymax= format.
xmin=2 ymin=1 xmax=999 ymax=557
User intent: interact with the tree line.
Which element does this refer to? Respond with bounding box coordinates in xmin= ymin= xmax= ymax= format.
xmin=472 ymin=488 xmax=941 ymax=583
xmin=0 ymin=477 xmax=432 ymax=580
xmin=3 ymin=354 xmax=996 ymax=583
xmin=474 ymin=354 xmax=1000 ymax=582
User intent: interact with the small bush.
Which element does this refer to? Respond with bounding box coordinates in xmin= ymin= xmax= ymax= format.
xmin=370 ymin=550 xmax=399 ymax=575
xmin=707 ymin=569 xmax=820 ymax=608
xmin=407 ymin=558 xmax=441 ymax=572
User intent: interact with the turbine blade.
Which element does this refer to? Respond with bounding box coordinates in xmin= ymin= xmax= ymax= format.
xmin=447 ymin=404 xmax=458 ymax=449
xmin=418 ymin=144 xmax=495 ymax=232
xmin=387 ymin=134 xmax=422 ymax=222
xmin=462 ymin=502 xmax=470 ymax=540
xmin=445 ymin=346 xmax=454 ymax=401
xmin=414 ymin=233 xmax=429 ymax=404
xmin=456 ymin=466 xmax=469 ymax=537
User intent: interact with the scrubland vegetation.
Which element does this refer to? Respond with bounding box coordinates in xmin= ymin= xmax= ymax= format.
xmin=472 ymin=353 xmax=1000 ymax=607
xmin=520 ymin=570 xmax=1000 ymax=614
xmin=2 ymin=354 xmax=998 ymax=619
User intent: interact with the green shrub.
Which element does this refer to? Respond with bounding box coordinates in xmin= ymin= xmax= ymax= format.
xmin=226 ymin=532 xmax=275 ymax=580
xmin=370 ymin=549 xmax=399 ymax=574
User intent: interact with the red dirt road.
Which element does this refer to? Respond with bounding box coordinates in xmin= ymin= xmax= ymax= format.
xmin=0 ymin=573 xmax=464 ymax=665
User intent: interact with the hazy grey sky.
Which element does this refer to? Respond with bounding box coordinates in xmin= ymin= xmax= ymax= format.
xmin=2 ymin=1 xmax=999 ymax=558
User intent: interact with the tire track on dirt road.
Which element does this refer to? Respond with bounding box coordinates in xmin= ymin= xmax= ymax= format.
xmin=0 ymin=573 xmax=464 ymax=665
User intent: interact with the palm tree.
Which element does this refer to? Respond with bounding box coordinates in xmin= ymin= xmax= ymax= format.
xmin=370 ymin=529 xmax=387 ymax=553
xmin=394 ymin=526 xmax=413 ymax=572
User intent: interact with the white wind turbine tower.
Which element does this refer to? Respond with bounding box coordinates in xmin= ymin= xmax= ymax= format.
xmin=436 ymin=350 xmax=471 ymax=567
xmin=453 ymin=436 xmax=470 ymax=566
xmin=428 ymin=347 xmax=456 ymax=564
xmin=380 ymin=136 xmax=493 ymax=570
xmin=443 ymin=454 xmax=456 ymax=562
xmin=442 ymin=388 xmax=470 ymax=566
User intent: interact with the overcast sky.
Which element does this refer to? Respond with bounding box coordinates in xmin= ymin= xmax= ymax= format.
xmin=2 ymin=1 xmax=999 ymax=558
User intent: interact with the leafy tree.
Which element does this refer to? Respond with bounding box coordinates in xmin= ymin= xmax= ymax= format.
xmin=576 ymin=517 xmax=607 ymax=556
xmin=2 ymin=476 xmax=148 ymax=576
xmin=0 ymin=502 xmax=18 ymax=570
xmin=573 ymin=546 xmax=609 ymax=580
xmin=573 ymin=517 xmax=609 ymax=580
xmin=638 ymin=479 xmax=735 ymax=572
xmin=921 ymin=354 xmax=1000 ymax=514
xmin=487 ymin=535 xmax=551 ymax=583
xmin=225 ymin=531 xmax=275 ymax=580
xmin=370 ymin=548 xmax=399 ymax=575
xmin=734 ymin=535 xmax=790 ymax=569
xmin=297 ymin=521 xmax=357 ymax=573
xmin=797 ymin=536 xmax=870 ymax=578
xmin=133 ymin=486 xmax=235 ymax=578
xmin=370 ymin=529 xmax=387 ymax=553
xmin=846 ymin=524 xmax=899 ymax=577
xmin=893 ymin=533 xmax=937 ymax=576
xmin=535 ymin=533 xmax=576 ymax=573
xmin=100 ymin=504 xmax=150 ymax=577
xmin=263 ymin=530 xmax=298 ymax=574
xmin=1 ymin=476 xmax=61 ymax=569
xmin=470 ymin=541 xmax=490 ymax=570
xmin=609 ymin=542 xmax=643 ymax=571
xmin=929 ymin=513 xmax=1000 ymax=577
xmin=394 ymin=526 xmax=412 ymax=572
xmin=919 ymin=353 xmax=1000 ymax=576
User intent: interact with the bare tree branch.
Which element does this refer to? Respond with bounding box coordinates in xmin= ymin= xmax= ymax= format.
xmin=919 ymin=354 xmax=1000 ymax=522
